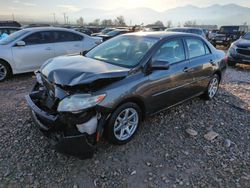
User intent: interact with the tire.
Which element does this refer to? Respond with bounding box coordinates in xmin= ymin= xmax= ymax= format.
xmin=203 ymin=74 xmax=220 ymax=100
xmin=105 ymin=102 xmax=142 ymax=145
xmin=0 ymin=60 xmax=12 ymax=82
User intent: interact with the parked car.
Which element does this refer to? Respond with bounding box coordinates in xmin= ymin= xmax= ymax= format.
xmin=22 ymin=24 xmax=51 ymax=29
xmin=98 ymin=29 xmax=131 ymax=41
xmin=91 ymin=28 xmax=115 ymax=37
xmin=0 ymin=27 xmax=102 ymax=81
xmin=0 ymin=21 xmax=21 ymax=27
xmin=202 ymin=29 xmax=209 ymax=38
xmin=26 ymin=32 xmax=226 ymax=158
xmin=166 ymin=27 xmax=206 ymax=38
xmin=87 ymin=27 xmax=104 ymax=34
xmin=212 ymin=25 xmax=248 ymax=47
xmin=227 ymin=32 xmax=250 ymax=66
xmin=208 ymin=29 xmax=219 ymax=41
xmin=72 ymin=27 xmax=92 ymax=36
xmin=0 ymin=26 xmax=20 ymax=39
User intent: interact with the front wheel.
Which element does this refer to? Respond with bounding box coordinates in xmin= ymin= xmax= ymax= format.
xmin=203 ymin=74 xmax=220 ymax=100
xmin=105 ymin=102 xmax=142 ymax=145
xmin=0 ymin=61 xmax=12 ymax=82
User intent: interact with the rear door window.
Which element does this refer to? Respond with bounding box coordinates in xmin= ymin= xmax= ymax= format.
xmin=204 ymin=43 xmax=211 ymax=54
xmin=153 ymin=39 xmax=186 ymax=64
xmin=186 ymin=38 xmax=206 ymax=58
xmin=54 ymin=31 xmax=83 ymax=42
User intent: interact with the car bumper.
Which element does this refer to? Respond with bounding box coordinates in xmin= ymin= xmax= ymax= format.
xmin=228 ymin=54 xmax=250 ymax=65
xmin=25 ymin=93 xmax=96 ymax=159
xmin=213 ymin=40 xmax=231 ymax=46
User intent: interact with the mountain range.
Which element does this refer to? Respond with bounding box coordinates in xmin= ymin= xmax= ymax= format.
xmin=72 ymin=4 xmax=250 ymax=26
xmin=2 ymin=4 xmax=249 ymax=26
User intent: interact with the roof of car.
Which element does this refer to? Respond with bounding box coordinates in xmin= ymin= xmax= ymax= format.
xmin=169 ymin=27 xmax=203 ymax=30
xmin=125 ymin=31 xmax=201 ymax=39
xmin=0 ymin=26 xmax=20 ymax=29
xmin=22 ymin=27 xmax=77 ymax=32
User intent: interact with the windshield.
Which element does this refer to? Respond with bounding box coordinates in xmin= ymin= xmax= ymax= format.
xmin=102 ymin=28 xmax=113 ymax=34
xmin=167 ymin=28 xmax=186 ymax=32
xmin=106 ymin=30 xmax=121 ymax=37
xmin=243 ymin=32 xmax=250 ymax=40
xmin=0 ymin=30 xmax=28 ymax=45
xmin=187 ymin=29 xmax=202 ymax=35
xmin=219 ymin=26 xmax=239 ymax=34
xmin=86 ymin=35 xmax=158 ymax=68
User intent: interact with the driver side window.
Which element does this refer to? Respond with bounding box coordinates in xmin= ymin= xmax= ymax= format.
xmin=153 ymin=39 xmax=185 ymax=64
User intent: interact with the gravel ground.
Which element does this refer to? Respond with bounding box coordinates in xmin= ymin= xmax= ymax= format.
xmin=0 ymin=65 xmax=249 ymax=188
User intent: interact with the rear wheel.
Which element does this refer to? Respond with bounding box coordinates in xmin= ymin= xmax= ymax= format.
xmin=0 ymin=61 xmax=12 ymax=82
xmin=203 ymin=74 xmax=220 ymax=100
xmin=105 ymin=102 xmax=142 ymax=145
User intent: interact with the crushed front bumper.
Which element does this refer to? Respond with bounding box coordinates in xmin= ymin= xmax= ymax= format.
xmin=26 ymin=93 xmax=96 ymax=159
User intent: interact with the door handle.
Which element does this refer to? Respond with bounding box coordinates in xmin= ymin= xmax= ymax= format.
xmin=209 ymin=60 xmax=216 ymax=66
xmin=45 ymin=47 xmax=52 ymax=51
xmin=183 ymin=67 xmax=190 ymax=73
xmin=74 ymin=44 xmax=80 ymax=47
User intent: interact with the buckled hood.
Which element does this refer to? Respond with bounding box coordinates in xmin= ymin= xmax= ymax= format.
xmin=40 ymin=55 xmax=130 ymax=86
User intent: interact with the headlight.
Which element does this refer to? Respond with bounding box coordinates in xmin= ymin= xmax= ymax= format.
xmin=228 ymin=43 xmax=237 ymax=56
xmin=34 ymin=71 xmax=42 ymax=84
xmin=57 ymin=94 xmax=106 ymax=112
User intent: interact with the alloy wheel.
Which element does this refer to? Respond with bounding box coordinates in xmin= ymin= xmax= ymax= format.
xmin=113 ymin=108 xmax=139 ymax=141
xmin=208 ymin=77 xmax=219 ymax=98
xmin=0 ymin=64 xmax=7 ymax=81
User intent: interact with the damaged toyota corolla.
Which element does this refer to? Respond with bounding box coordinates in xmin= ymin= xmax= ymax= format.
xmin=26 ymin=32 xmax=226 ymax=159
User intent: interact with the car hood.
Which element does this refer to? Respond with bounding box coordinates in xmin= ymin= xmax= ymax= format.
xmin=235 ymin=39 xmax=250 ymax=47
xmin=40 ymin=55 xmax=130 ymax=86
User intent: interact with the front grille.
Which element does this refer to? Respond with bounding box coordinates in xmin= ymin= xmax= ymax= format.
xmin=42 ymin=77 xmax=55 ymax=98
xmin=237 ymin=48 xmax=250 ymax=56
xmin=39 ymin=76 xmax=58 ymax=112
xmin=216 ymin=36 xmax=226 ymax=40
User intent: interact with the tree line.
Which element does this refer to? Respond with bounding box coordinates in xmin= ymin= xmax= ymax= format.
xmin=76 ymin=16 xmax=126 ymax=27
xmin=76 ymin=15 xmax=199 ymax=28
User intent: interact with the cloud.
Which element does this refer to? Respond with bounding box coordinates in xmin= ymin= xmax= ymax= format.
xmin=23 ymin=2 xmax=37 ymax=7
xmin=8 ymin=6 xmax=20 ymax=10
xmin=12 ymin=0 xmax=20 ymax=3
xmin=57 ymin=4 xmax=81 ymax=12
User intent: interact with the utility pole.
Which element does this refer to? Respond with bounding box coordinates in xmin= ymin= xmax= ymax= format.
xmin=12 ymin=14 xmax=15 ymax=21
xmin=53 ymin=13 xmax=56 ymax=25
xmin=63 ymin=13 xmax=66 ymax=24
xmin=66 ymin=16 xmax=69 ymax=24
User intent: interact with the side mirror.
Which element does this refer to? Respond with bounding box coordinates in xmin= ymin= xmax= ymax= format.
xmin=81 ymin=50 xmax=89 ymax=56
xmin=16 ymin=41 xmax=26 ymax=47
xmin=151 ymin=60 xmax=170 ymax=70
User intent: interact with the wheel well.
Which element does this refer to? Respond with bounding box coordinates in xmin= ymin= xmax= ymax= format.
xmin=115 ymin=97 xmax=146 ymax=120
xmin=214 ymin=71 xmax=221 ymax=82
xmin=0 ymin=58 xmax=13 ymax=75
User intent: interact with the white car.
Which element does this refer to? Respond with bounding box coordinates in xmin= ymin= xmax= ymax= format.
xmin=0 ymin=27 xmax=102 ymax=81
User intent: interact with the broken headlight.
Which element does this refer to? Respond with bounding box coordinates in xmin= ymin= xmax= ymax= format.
xmin=57 ymin=94 xmax=106 ymax=113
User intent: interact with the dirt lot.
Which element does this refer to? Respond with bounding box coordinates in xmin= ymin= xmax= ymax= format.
xmin=0 ymin=65 xmax=249 ymax=188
